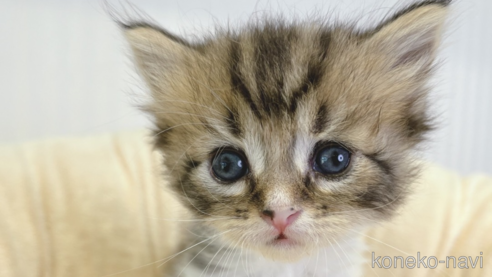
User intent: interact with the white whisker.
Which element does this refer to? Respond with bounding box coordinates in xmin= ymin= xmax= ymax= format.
xmin=338 ymin=236 xmax=382 ymax=277
xmin=326 ymin=236 xmax=348 ymax=275
xmin=147 ymin=217 xmax=240 ymax=222
xmin=312 ymin=235 xmax=320 ymax=277
xmin=332 ymin=225 xmax=411 ymax=256
xmin=157 ymin=228 xmax=235 ymax=268
xmin=176 ymin=234 xmax=221 ymax=277
xmin=102 ymin=228 xmax=233 ymax=277
xmin=199 ymin=239 xmax=228 ymax=277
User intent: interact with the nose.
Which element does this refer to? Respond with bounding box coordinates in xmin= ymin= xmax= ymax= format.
xmin=260 ymin=207 xmax=301 ymax=232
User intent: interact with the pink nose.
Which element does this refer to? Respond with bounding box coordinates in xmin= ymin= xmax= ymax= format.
xmin=261 ymin=208 xmax=301 ymax=232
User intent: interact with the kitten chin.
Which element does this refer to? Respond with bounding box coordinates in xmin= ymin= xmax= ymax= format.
xmin=254 ymin=241 xmax=324 ymax=263
xmin=121 ymin=0 xmax=450 ymax=275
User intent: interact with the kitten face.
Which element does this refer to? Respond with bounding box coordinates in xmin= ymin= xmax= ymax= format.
xmin=124 ymin=1 xmax=449 ymax=262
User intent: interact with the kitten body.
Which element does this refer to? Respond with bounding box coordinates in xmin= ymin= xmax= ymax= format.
xmin=122 ymin=1 xmax=450 ymax=276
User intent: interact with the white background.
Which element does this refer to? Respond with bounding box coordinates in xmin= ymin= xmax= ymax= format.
xmin=1 ymin=0 xmax=491 ymax=175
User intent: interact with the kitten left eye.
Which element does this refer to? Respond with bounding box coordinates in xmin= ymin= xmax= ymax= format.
xmin=211 ymin=149 xmax=248 ymax=183
xmin=313 ymin=144 xmax=351 ymax=175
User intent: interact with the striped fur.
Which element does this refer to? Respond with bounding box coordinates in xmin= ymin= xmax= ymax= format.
xmin=123 ymin=1 xmax=449 ymax=275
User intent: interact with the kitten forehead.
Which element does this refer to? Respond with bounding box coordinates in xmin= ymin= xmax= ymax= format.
xmin=228 ymin=23 xmax=331 ymax=119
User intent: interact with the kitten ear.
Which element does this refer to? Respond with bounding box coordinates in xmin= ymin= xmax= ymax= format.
xmin=366 ymin=0 xmax=450 ymax=69
xmin=122 ymin=23 xmax=195 ymax=86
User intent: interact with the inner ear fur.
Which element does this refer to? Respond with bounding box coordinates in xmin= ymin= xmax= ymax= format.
xmin=123 ymin=23 xmax=198 ymax=87
xmin=365 ymin=1 xmax=450 ymax=68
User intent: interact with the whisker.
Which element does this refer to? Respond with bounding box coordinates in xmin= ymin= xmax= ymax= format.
xmin=331 ymin=225 xmax=411 ymax=256
xmin=210 ymin=240 xmax=234 ymax=277
xmin=102 ymin=228 xmax=234 ymax=277
xmin=338 ymin=236 xmax=383 ymax=277
xmin=326 ymin=236 xmax=348 ymax=275
xmin=157 ymin=228 xmax=235 ymax=268
xmin=233 ymin=235 xmax=247 ymax=277
xmin=199 ymin=239 xmax=228 ymax=277
xmin=176 ymin=234 xmax=221 ymax=277
xmin=323 ymin=247 xmax=329 ymax=275
xmin=312 ymin=235 xmax=320 ymax=277
xmin=333 ymin=237 xmax=356 ymax=272
xmin=240 ymin=238 xmax=252 ymax=277
xmin=220 ymin=237 xmax=242 ymax=277
xmin=146 ymin=217 xmax=240 ymax=222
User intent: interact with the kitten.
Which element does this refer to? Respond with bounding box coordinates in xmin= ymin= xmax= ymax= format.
xmin=122 ymin=0 xmax=449 ymax=276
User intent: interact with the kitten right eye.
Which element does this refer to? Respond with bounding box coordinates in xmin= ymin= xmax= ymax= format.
xmin=211 ymin=149 xmax=248 ymax=183
xmin=313 ymin=143 xmax=351 ymax=175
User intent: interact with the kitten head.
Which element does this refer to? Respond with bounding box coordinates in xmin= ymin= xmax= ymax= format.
xmin=123 ymin=1 xmax=449 ymax=262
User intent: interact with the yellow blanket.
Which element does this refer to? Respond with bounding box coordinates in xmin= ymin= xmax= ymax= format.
xmin=1 ymin=131 xmax=490 ymax=277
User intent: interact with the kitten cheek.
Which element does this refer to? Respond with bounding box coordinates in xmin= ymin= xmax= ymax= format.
xmin=314 ymin=172 xmax=358 ymax=193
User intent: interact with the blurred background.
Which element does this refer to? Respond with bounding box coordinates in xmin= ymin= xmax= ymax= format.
xmin=0 ymin=0 xmax=490 ymax=175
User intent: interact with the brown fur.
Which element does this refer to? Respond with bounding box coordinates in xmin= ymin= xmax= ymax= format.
xmin=123 ymin=0 xmax=449 ymax=262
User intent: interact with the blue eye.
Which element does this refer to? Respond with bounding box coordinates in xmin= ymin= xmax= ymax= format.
xmin=211 ymin=149 xmax=248 ymax=182
xmin=314 ymin=144 xmax=351 ymax=175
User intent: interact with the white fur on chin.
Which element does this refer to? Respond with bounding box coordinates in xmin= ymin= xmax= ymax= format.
xmin=177 ymin=234 xmax=365 ymax=277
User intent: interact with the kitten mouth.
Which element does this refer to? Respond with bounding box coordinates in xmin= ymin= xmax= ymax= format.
xmin=269 ymin=233 xmax=299 ymax=247
xmin=275 ymin=233 xmax=287 ymax=240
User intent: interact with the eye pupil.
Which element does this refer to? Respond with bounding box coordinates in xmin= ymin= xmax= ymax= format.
xmin=212 ymin=150 xmax=248 ymax=182
xmin=338 ymin=154 xmax=344 ymax=162
xmin=314 ymin=144 xmax=351 ymax=175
